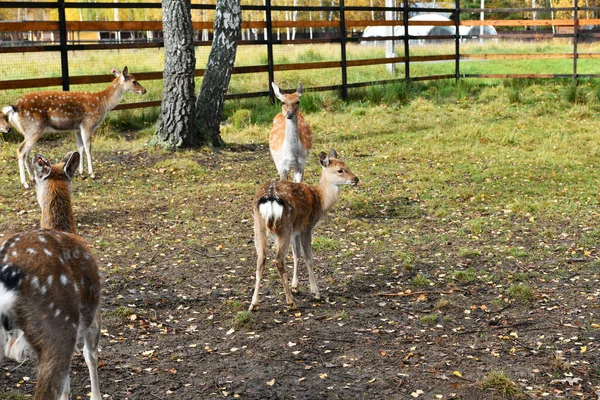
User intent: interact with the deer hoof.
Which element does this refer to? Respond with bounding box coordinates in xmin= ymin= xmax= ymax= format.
xmin=22 ymin=182 xmax=30 ymax=189
xmin=90 ymin=173 xmax=96 ymax=179
xmin=248 ymin=303 xmax=258 ymax=312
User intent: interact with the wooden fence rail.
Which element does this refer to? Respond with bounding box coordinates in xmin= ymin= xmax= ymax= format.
xmin=0 ymin=0 xmax=598 ymax=110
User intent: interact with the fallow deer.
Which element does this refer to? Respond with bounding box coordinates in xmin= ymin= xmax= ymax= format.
xmin=0 ymin=151 xmax=102 ymax=400
xmin=269 ymin=82 xmax=313 ymax=182
xmin=2 ymin=66 xmax=146 ymax=188
xmin=0 ymin=109 xmax=11 ymax=138
xmin=249 ymin=149 xmax=359 ymax=311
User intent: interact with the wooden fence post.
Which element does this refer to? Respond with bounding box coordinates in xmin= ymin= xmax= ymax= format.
xmin=58 ymin=0 xmax=70 ymax=91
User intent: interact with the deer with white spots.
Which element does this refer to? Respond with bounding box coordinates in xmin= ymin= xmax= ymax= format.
xmin=249 ymin=149 xmax=359 ymax=311
xmin=2 ymin=66 xmax=146 ymax=188
xmin=0 ymin=151 xmax=102 ymax=400
xmin=269 ymin=82 xmax=313 ymax=182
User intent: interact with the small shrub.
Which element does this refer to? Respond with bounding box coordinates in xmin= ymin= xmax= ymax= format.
xmin=508 ymin=284 xmax=535 ymax=302
xmin=478 ymin=371 xmax=521 ymax=398
xmin=233 ymin=311 xmax=254 ymax=327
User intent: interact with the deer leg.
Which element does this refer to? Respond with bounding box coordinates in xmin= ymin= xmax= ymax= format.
xmin=293 ymin=164 xmax=304 ymax=183
xmin=33 ymin=340 xmax=76 ymax=400
xmin=291 ymin=234 xmax=302 ymax=290
xmin=82 ymin=312 xmax=102 ymax=400
xmin=17 ymin=132 xmax=42 ymax=189
xmin=80 ymin=128 xmax=95 ymax=179
xmin=249 ymin=223 xmax=268 ymax=311
xmin=274 ymin=234 xmax=295 ymax=309
xmin=302 ymin=232 xmax=320 ymax=300
xmin=75 ymin=129 xmax=85 ymax=177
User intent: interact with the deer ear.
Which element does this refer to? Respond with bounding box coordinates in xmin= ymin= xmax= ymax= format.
xmin=122 ymin=66 xmax=129 ymax=78
xmin=62 ymin=152 xmax=80 ymax=180
xmin=319 ymin=151 xmax=330 ymax=167
xmin=111 ymin=67 xmax=121 ymax=77
xmin=328 ymin=149 xmax=338 ymax=159
xmin=2 ymin=105 xmax=16 ymax=116
xmin=272 ymin=82 xmax=284 ymax=102
xmin=32 ymin=154 xmax=52 ymax=180
xmin=297 ymin=83 xmax=303 ymax=96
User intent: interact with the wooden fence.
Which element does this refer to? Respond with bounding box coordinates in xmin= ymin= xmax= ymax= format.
xmin=0 ymin=0 xmax=599 ymax=110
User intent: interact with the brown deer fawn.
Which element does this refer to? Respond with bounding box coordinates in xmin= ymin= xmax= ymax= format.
xmin=269 ymin=82 xmax=313 ymax=182
xmin=0 ymin=151 xmax=102 ymax=400
xmin=2 ymin=66 xmax=146 ymax=188
xmin=249 ymin=149 xmax=358 ymax=311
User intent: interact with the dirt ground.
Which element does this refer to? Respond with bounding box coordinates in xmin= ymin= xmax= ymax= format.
xmin=1 ymin=142 xmax=600 ymax=400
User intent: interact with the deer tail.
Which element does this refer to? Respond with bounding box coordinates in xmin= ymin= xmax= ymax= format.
xmin=257 ymin=180 xmax=285 ymax=229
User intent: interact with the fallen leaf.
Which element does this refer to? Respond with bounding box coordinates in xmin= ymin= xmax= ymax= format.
xmin=266 ymin=379 xmax=275 ymax=386
xmin=453 ymin=371 xmax=463 ymax=378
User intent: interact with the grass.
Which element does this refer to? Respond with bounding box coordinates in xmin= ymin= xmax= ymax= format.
xmin=507 ymin=284 xmax=536 ymax=302
xmin=478 ymin=371 xmax=522 ymax=398
xmin=3 ymin=71 xmax=600 ymax=398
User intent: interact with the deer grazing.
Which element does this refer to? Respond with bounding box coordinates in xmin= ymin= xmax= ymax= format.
xmin=2 ymin=66 xmax=146 ymax=188
xmin=269 ymin=82 xmax=313 ymax=182
xmin=249 ymin=149 xmax=358 ymax=311
xmin=0 ymin=151 xmax=102 ymax=400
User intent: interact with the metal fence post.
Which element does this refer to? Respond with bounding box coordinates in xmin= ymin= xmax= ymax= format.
xmin=455 ymin=0 xmax=460 ymax=82
xmin=402 ymin=0 xmax=410 ymax=81
xmin=58 ymin=0 xmax=70 ymax=91
xmin=265 ymin=0 xmax=275 ymax=102
xmin=573 ymin=0 xmax=578 ymax=82
xmin=339 ymin=0 xmax=348 ymax=100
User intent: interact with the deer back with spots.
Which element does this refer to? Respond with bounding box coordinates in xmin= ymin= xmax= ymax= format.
xmin=269 ymin=82 xmax=313 ymax=182
xmin=2 ymin=66 xmax=146 ymax=188
xmin=0 ymin=151 xmax=102 ymax=400
xmin=249 ymin=149 xmax=359 ymax=311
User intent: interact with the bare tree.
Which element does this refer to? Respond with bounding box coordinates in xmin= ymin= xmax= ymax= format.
xmin=153 ymin=0 xmax=241 ymax=149
xmin=152 ymin=0 xmax=198 ymax=149
xmin=195 ymin=0 xmax=241 ymax=147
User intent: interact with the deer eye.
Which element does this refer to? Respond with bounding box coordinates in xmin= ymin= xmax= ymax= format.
xmin=338 ymin=169 xmax=344 ymax=173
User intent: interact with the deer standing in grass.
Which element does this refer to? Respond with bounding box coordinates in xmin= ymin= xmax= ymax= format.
xmin=0 ymin=151 xmax=102 ymax=400
xmin=2 ymin=66 xmax=146 ymax=188
xmin=269 ymin=82 xmax=313 ymax=182
xmin=249 ymin=149 xmax=359 ymax=311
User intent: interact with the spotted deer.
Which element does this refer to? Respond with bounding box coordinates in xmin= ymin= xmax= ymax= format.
xmin=269 ymin=82 xmax=313 ymax=182
xmin=249 ymin=149 xmax=359 ymax=311
xmin=0 ymin=109 xmax=11 ymax=138
xmin=0 ymin=151 xmax=102 ymax=400
xmin=2 ymin=66 xmax=146 ymax=188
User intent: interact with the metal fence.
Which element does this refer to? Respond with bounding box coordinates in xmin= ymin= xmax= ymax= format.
xmin=0 ymin=0 xmax=600 ymax=110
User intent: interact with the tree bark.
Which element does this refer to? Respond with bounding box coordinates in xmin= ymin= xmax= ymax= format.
xmin=195 ymin=0 xmax=241 ymax=147
xmin=152 ymin=0 xmax=198 ymax=150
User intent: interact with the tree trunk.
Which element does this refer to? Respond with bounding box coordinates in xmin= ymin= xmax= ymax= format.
xmin=195 ymin=0 xmax=241 ymax=147
xmin=152 ymin=0 xmax=198 ymax=150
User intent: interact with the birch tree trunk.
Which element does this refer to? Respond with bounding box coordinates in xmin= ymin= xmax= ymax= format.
xmin=195 ymin=0 xmax=241 ymax=147
xmin=152 ymin=0 xmax=199 ymax=149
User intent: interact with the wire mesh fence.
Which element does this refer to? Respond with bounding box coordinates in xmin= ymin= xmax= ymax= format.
xmin=0 ymin=0 xmax=600 ymax=109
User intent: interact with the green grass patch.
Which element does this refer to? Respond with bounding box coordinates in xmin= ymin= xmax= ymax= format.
xmin=508 ymin=284 xmax=536 ymax=302
xmin=478 ymin=371 xmax=522 ymax=398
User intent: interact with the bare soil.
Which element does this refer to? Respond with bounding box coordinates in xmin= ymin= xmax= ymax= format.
xmin=1 ymin=143 xmax=599 ymax=400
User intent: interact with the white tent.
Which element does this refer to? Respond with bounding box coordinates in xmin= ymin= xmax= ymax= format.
xmin=361 ymin=14 xmax=496 ymax=44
